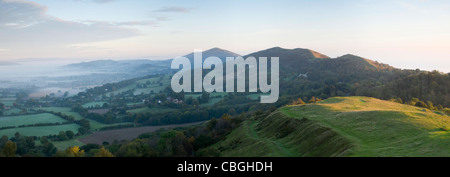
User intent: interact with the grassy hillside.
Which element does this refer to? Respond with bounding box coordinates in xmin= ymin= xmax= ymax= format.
xmin=213 ymin=96 xmax=450 ymax=157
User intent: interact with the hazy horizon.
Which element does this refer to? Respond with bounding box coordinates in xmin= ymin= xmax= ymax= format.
xmin=1 ymin=0 xmax=450 ymax=72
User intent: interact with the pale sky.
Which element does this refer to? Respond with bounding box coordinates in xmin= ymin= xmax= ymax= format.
xmin=0 ymin=0 xmax=450 ymax=72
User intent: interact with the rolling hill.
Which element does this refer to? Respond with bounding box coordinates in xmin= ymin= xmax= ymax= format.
xmin=64 ymin=47 xmax=240 ymax=72
xmin=212 ymin=96 xmax=450 ymax=157
xmin=63 ymin=59 xmax=172 ymax=73
xmin=244 ymin=47 xmax=396 ymax=75
xmin=64 ymin=46 xmax=450 ymax=108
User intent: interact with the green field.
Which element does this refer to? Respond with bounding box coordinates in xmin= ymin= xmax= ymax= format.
xmin=186 ymin=92 xmax=227 ymax=106
xmin=0 ymin=113 xmax=68 ymax=127
xmin=51 ymin=138 xmax=86 ymax=150
xmin=0 ymin=98 xmax=16 ymax=106
xmin=107 ymin=74 xmax=172 ymax=96
xmin=213 ymin=96 xmax=450 ymax=157
xmin=38 ymin=107 xmax=136 ymax=131
xmin=246 ymin=93 xmax=271 ymax=101
xmin=133 ymin=85 xmax=167 ymax=95
xmin=3 ymin=108 xmax=22 ymax=115
xmin=38 ymin=107 xmax=85 ymax=120
xmin=0 ymin=123 xmax=80 ymax=138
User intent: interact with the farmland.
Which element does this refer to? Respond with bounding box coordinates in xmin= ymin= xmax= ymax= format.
xmin=0 ymin=98 xmax=15 ymax=106
xmin=0 ymin=113 xmax=68 ymax=127
xmin=105 ymin=74 xmax=172 ymax=96
xmin=0 ymin=71 xmax=281 ymax=157
xmin=37 ymin=107 xmax=84 ymax=120
xmin=37 ymin=107 xmax=134 ymax=131
xmin=0 ymin=123 xmax=80 ymax=138
xmin=79 ymin=121 xmax=205 ymax=144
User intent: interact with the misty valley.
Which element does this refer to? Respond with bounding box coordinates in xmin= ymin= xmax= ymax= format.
xmin=0 ymin=47 xmax=449 ymax=157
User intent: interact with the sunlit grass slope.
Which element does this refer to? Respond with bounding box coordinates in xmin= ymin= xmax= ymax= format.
xmin=214 ymin=96 xmax=450 ymax=157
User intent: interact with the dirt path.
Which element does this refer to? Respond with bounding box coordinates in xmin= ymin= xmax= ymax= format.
xmin=79 ymin=121 xmax=204 ymax=144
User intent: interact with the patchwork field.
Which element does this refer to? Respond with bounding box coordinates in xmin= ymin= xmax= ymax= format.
xmin=0 ymin=113 xmax=68 ymax=127
xmin=51 ymin=138 xmax=86 ymax=151
xmin=0 ymin=123 xmax=80 ymax=138
xmin=38 ymin=107 xmax=133 ymax=131
xmin=3 ymin=108 xmax=23 ymax=116
xmin=79 ymin=121 xmax=205 ymax=144
xmin=40 ymin=107 xmax=86 ymax=121
xmin=106 ymin=74 xmax=172 ymax=96
xmin=0 ymin=97 xmax=16 ymax=106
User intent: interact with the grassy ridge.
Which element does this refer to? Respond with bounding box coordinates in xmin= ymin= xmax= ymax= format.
xmin=213 ymin=96 xmax=450 ymax=157
xmin=282 ymin=96 xmax=450 ymax=156
xmin=212 ymin=111 xmax=353 ymax=157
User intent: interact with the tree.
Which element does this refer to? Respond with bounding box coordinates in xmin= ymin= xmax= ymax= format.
xmin=220 ymin=113 xmax=232 ymax=120
xmin=411 ymin=97 xmax=420 ymax=106
xmin=40 ymin=136 xmax=49 ymax=144
xmin=63 ymin=91 xmax=69 ymax=97
xmin=390 ymin=98 xmax=403 ymax=104
xmin=66 ymin=130 xmax=75 ymax=139
xmin=200 ymin=92 xmax=210 ymax=103
xmin=42 ymin=142 xmax=57 ymax=156
xmin=396 ymin=98 xmax=403 ymax=104
xmin=193 ymin=135 xmax=215 ymax=151
xmin=0 ymin=136 xmax=8 ymax=148
xmin=445 ymin=108 xmax=450 ymax=115
xmin=3 ymin=140 xmax=17 ymax=157
xmin=55 ymin=146 xmax=85 ymax=157
xmin=415 ymin=101 xmax=427 ymax=108
xmin=94 ymin=147 xmax=115 ymax=157
xmin=427 ymin=101 xmax=435 ymax=110
xmin=186 ymin=97 xmax=194 ymax=105
xmin=228 ymin=108 xmax=237 ymax=116
xmin=58 ymin=131 xmax=68 ymax=141
xmin=192 ymin=99 xmax=199 ymax=107
xmin=292 ymin=98 xmax=306 ymax=105
xmin=207 ymin=118 xmax=217 ymax=131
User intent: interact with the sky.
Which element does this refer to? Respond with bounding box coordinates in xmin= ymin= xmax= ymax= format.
xmin=0 ymin=0 xmax=450 ymax=72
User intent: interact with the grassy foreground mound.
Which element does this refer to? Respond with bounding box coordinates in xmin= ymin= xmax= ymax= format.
xmin=213 ymin=96 xmax=450 ymax=157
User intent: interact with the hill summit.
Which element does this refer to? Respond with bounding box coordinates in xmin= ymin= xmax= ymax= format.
xmin=183 ymin=47 xmax=240 ymax=58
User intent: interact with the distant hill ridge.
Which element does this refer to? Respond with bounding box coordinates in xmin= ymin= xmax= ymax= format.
xmin=63 ymin=47 xmax=394 ymax=72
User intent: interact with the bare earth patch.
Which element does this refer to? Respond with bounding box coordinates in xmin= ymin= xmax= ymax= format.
xmin=79 ymin=122 xmax=204 ymax=144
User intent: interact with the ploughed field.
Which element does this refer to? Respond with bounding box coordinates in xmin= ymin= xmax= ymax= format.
xmin=79 ymin=121 xmax=205 ymax=144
